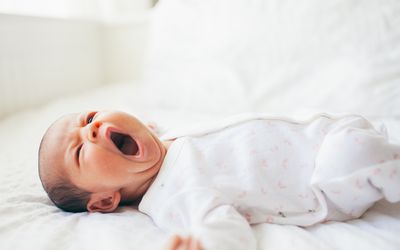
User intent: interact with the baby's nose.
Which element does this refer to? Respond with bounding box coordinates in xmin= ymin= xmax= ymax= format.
xmin=89 ymin=121 xmax=102 ymax=140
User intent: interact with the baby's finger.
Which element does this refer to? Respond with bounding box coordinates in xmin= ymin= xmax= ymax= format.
xmin=195 ymin=240 xmax=203 ymax=250
xmin=189 ymin=238 xmax=203 ymax=250
xmin=166 ymin=235 xmax=182 ymax=250
xmin=186 ymin=237 xmax=194 ymax=249
xmin=180 ymin=237 xmax=191 ymax=250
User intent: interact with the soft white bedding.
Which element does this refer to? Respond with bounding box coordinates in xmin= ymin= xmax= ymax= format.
xmin=1 ymin=0 xmax=400 ymax=249
xmin=0 ymin=83 xmax=399 ymax=250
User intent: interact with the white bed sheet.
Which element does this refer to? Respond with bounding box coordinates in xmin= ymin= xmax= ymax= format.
xmin=0 ymin=82 xmax=399 ymax=250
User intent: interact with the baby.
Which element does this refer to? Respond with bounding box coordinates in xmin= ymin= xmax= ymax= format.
xmin=39 ymin=111 xmax=400 ymax=250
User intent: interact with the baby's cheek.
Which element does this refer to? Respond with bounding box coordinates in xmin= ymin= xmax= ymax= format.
xmin=87 ymin=147 xmax=126 ymax=179
xmin=90 ymin=148 xmax=113 ymax=169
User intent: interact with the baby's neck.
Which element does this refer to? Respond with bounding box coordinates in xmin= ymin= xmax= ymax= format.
xmin=123 ymin=140 xmax=173 ymax=202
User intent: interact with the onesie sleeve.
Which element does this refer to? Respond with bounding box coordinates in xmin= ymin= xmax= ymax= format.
xmin=192 ymin=205 xmax=257 ymax=250
xmin=146 ymin=188 xmax=257 ymax=250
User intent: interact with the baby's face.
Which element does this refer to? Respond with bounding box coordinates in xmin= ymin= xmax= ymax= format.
xmin=41 ymin=110 xmax=166 ymax=200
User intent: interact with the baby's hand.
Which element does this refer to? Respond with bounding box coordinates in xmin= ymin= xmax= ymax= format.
xmin=166 ymin=235 xmax=203 ymax=250
xmin=147 ymin=122 xmax=162 ymax=136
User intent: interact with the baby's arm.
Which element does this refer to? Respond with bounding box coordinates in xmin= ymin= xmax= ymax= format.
xmin=154 ymin=191 xmax=257 ymax=250
xmin=163 ymin=205 xmax=256 ymax=250
xmin=191 ymin=205 xmax=257 ymax=250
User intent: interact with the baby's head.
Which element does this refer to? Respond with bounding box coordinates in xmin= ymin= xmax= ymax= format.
xmin=38 ymin=111 xmax=167 ymax=213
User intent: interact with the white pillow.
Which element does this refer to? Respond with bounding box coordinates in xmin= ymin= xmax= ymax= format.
xmin=145 ymin=0 xmax=400 ymax=117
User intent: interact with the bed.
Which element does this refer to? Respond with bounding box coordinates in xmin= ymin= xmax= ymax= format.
xmin=1 ymin=0 xmax=400 ymax=249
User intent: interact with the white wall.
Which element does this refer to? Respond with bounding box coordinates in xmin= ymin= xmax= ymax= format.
xmin=0 ymin=13 xmax=149 ymax=118
xmin=0 ymin=0 xmax=153 ymax=20
xmin=103 ymin=18 xmax=149 ymax=83
xmin=0 ymin=14 xmax=104 ymax=118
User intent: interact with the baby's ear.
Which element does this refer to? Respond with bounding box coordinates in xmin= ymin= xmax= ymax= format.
xmin=87 ymin=191 xmax=121 ymax=213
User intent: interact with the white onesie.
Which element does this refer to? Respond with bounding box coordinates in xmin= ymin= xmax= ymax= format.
xmin=139 ymin=114 xmax=400 ymax=250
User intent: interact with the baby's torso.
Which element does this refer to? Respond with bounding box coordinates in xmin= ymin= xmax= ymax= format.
xmin=140 ymin=114 xmax=348 ymax=226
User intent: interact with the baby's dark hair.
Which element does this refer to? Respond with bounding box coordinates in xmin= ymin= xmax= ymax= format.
xmin=38 ymin=123 xmax=91 ymax=213
xmin=44 ymin=178 xmax=91 ymax=212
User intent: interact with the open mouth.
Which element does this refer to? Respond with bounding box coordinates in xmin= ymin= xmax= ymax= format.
xmin=110 ymin=131 xmax=139 ymax=156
